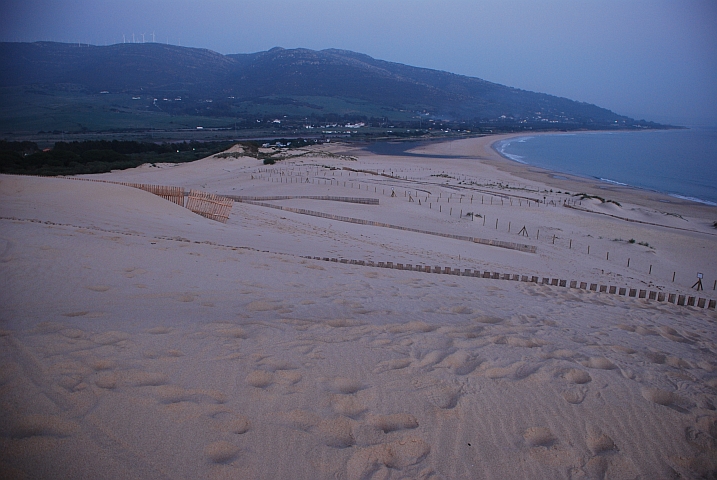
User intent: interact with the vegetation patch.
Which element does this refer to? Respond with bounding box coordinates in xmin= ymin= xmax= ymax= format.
xmin=0 ymin=139 xmax=232 ymax=176
xmin=573 ymin=193 xmax=621 ymax=207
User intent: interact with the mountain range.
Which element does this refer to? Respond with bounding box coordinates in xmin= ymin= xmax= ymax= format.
xmin=0 ymin=41 xmax=660 ymax=133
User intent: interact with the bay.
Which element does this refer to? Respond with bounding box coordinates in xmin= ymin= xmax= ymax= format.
xmin=495 ymin=127 xmax=717 ymax=206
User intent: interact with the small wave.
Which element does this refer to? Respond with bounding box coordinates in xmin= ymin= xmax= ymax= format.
xmin=599 ymin=178 xmax=628 ymax=186
xmin=668 ymin=193 xmax=717 ymax=206
xmin=495 ymin=137 xmax=532 ymax=164
xmin=501 ymin=153 xmax=527 ymax=164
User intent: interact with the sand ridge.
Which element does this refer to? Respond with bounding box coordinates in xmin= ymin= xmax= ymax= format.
xmin=1 ymin=136 xmax=716 ymax=479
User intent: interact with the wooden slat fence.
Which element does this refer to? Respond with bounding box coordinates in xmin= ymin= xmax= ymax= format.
xmin=60 ymin=177 xmax=186 ymax=206
xmin=229 ymin=195 xmax=378 ymax=205
xmin=238 ymin=199 xmax=536 ymax=253
xmin=117 ymin=183 xmax=185 ymax=206
xmin=186 ymin=190 xmax=233 ymax=223
xmin=301 ymin=256 xmax=716 ymax=310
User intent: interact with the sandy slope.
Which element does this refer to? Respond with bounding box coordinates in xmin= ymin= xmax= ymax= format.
xmin=1 ymin=136 xmax=716 ymax=479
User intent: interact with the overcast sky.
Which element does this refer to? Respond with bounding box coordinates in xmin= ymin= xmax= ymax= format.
xmin=2 ymin=0 xmax=716 ymax=125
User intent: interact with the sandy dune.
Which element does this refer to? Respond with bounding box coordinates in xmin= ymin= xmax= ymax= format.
xmin=1 ymin=136 xmax=716 ymax=479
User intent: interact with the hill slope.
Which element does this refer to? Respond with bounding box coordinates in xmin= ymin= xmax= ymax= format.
xmin=0 ymin=42 xmax=653 ymax=131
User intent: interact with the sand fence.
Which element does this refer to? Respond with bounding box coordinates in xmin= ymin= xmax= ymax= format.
xmin=185 ymin=190 xmax=233 ymax=223
xmin=229 ymin=195 xmax=379 ymax=205
xmin=4 ymin=174 xmax=711 ymax=309
xmin=231 ymin=197 xmax=537 ymax=254
xmin=58 ymin=176 xmax=233 ymax=222
xmin=116 ymin=183 xmax=184 ymax=205
xmin=304 ymin=256 xmax=716 ymax=311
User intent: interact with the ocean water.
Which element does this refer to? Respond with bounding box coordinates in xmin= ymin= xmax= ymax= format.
xmin=495 ymin=127 xmax=717 ymax=206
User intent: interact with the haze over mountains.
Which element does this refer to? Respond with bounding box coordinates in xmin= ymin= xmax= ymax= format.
xmin=0 ymin=41 xmax=662 ymax=133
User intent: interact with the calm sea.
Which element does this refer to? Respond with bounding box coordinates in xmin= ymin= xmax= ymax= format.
xmin=495 ymin=127 xmax=717 ymax=206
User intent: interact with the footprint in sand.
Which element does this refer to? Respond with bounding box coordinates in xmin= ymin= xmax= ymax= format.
xmin=245 ymin=370 xmax=275 ymax=389
xmin=665 ymin=356 xmax=692 ymax=368
xmin=125 ymin=371 xmax=169 ymax=387
xmin=323 ymin=377 xmax=366 ymax=395
xmin=635 ymin=326 xmax=659 ymax=336
xmin=473 ymin=315 xmax=505 ymax=325
xmin=91 ymin=331 xmax=130 ymax=345
xmin=316 ymin=416 xmax=356 ymax=448
xmin=561 ymin=388 xmax=587 ymax=405
xmin=279 ymin=409 xmax=321 ymax=431
xmin=373 ymin=358 xmax=412 ymax=374
xmin=483 ymin=361 xmax=540 ymax=381
xmin=450 ymin=306 xmax=473 ymax=314
xmin=331 ymin=395 xmax=368 ymax=418
xmin=414 ymin=350 xmax=451 ymax=370
xmin=368 ymin=413 xmax=419 ymax=433
xmin=414 ymin=380 xmax=461 ymax=409
xmin=153 ymin=385 xmax=226 ymax=404
xmin=581 ymin=429 xmax=634 ymax=479
xmin=89 ymin=359 xmax=115 ymax=371
xmin=563 ymin=369 xmax=592 ymax=384
xmin=87 ymin=285 xmax=111 ymax=292
xmin=246 ymin=300 xmax=283 ymax=312
xmin=586 ymin=428 xmax=618 ymax=455
xmin=523 ymin=426 xmax=557 ymax=447
xmin=11 ymin=414 xmax=79 ymax=439
xmin=581 ymin=357 xmax=617 ymax=370
xmin=435 ymin=350 xmax=482 ymax=375
xmin=325 ymin=318 xmax=365 ymax=328
xmin=643 ymin=351 xmax=666 ymax=364
xmin=641 ymin=387 xmax=694 ymax=412
xmin=659 ymin=326 xmax=692 ymax=343
xmin=204 ymin=441 xmax=241 ymax=464
xmin=346 ymin=437 xmax=430 ymax=480
xmin=387 ymin=321 xmax=437 ymax=334
xmin=210 ymin=411 xmax=251 ymax=434
xmin=611 ymin=345 xmax=636 ymax=355
xmin=506 ymin=336 xmax=543 ymax=348
xmin=60 ymin=328 xmax=86 ymax=339
xmin=215 ymin=327 xmax=248 ymax=339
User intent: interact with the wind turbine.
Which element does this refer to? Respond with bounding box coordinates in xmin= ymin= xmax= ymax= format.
xmin=132 ymin=32 xmax=135 ymax=43
xmin=152 ymin=31 xmax=155 ymax=43
xmin=141 ymin=33 xmax=145 ymax=43
xmin=123 ymin=34 xmax=126 ymax=44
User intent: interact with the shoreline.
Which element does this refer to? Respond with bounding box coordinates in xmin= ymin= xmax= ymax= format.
xmin=487 ymin=130 xmax=717 ymax=209
xmin=451 ymin=133 xmax=717 ymax=218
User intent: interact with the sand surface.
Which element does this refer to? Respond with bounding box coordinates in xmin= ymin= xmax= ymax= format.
xmin=1 ymin=135 xmax=716 ymax=479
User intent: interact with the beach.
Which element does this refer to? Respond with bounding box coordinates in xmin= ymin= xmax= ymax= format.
xmin=1 ymin=135 xmax=716 ymax=479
